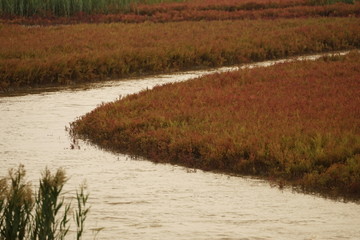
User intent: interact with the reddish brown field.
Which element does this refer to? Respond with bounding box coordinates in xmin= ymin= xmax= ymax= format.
xmin=1 ymin=0 xmax=359 ymax=25
xmin=72 ymin=52 xmax=360 ymax=200
xmin=1 ymin=17 xmax=360 ymax=91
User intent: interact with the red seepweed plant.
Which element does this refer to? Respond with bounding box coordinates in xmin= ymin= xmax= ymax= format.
xmin=71 ymin=51 xmax=360 ymax=200
xmin=1 ymin=18 xmax=360 ymax=91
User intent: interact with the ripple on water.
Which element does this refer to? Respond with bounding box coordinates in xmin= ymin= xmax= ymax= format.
xmin=1 ymin=54 xmax=360 ymax=240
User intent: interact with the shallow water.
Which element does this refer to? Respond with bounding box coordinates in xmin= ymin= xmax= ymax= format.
xmin=1 ymin=54 xmax=360 ymax=240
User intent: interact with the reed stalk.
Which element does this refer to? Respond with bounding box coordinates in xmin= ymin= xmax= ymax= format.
xmin=75 ymin=184 xmax=89 ymax=240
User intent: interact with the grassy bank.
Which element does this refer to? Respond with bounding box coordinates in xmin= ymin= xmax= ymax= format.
xmin=71 ymin=51 xmax=360 ymax=200
xmin=1 ymin=17 xmax=360 ymax=91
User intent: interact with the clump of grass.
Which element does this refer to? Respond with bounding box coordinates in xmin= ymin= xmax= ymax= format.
xmin=0 ymin=165 xmax=91 ymax=240
xmin=71 ymin=51 xmax=360 ymax=200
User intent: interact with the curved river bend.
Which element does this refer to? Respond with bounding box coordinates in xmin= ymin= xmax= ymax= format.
xmin=1 ymin=54 xmax=360 ymax=240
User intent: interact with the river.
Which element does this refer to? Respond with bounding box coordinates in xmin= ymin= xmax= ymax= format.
xmin=1 ymin=53 xmax=360 ymax=240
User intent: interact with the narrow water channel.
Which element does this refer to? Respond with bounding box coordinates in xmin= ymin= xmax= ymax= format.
xmin=1 ymin=54 xmax=359 ymax=239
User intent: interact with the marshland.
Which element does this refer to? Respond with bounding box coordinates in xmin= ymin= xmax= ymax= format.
xmin=1 ymin=0 xmax=360 ymax=239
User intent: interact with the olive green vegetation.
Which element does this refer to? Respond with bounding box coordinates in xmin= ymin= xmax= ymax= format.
xmin=0 ymin=0 xmax=185 ymax=17
xmin=0 ymin=165 xmax=90 ymax=240
xmin=309 ymin=0 xmax=356 ymax=4
xmin=71 ymin=52 xmax=360 ymax=200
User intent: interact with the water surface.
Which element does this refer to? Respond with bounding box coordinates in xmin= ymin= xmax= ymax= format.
xmin=1 ymin=54 xmax=359 ymax=240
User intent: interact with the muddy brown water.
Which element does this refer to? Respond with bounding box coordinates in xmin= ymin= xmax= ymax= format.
xmin=1 ymin=53 xmax=359 ymax=239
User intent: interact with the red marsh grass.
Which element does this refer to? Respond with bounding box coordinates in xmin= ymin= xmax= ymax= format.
xmin=71 ymin=51 xmax=360 ymax=200
xmin=2 ymin=0 xmax=359 ymax=25
xmin=1 ymin=17 xmax=360 ymax=91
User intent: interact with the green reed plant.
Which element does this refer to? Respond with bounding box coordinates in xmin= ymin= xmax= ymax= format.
xmin=308 ymin=0 xmax=355 ymax=5
xmin=0 ymin=0 xmax=185 ymax=17
xmin=31 ymin=168 xmax=70 ymax=240
xmin=0 ymin=165 xmax=91 ymax=240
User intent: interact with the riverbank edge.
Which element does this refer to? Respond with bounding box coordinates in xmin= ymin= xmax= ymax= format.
xmin=0 ymin=48 xmax=357 ymax=96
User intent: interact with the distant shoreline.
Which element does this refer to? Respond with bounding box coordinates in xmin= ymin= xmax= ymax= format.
xmin=1 ymin=17 xmax=360 ymax=93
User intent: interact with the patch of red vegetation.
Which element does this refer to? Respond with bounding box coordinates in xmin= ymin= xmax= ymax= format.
xmin=1 ymin=1 xmax=359 ymax=25
xmin=72 ymin=52 xmax=360 ymax=200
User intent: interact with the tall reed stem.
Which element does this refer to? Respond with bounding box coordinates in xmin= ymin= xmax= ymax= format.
xmin=75 ymin=184 xmax=90 ymax=240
